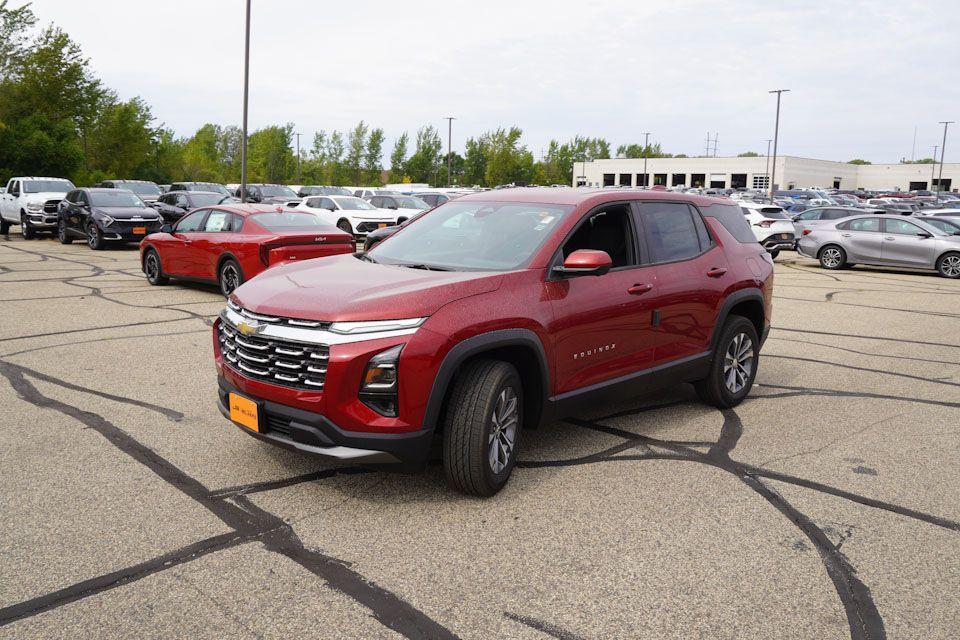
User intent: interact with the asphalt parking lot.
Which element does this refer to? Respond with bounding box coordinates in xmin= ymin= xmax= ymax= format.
xmin=0 ymin=233 xmax=957 ymax=640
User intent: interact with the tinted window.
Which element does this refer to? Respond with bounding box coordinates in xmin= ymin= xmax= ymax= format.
xmin=370 ymin=197 xmax=382 ymax=207
xmin=189 ymin=193 xmax=228 ymax=208
xmin=77 ymin=191 xmax=89 ymax=206
xmin=824 ymin=209 xmax=849 ymax=220
xmin=23 ymin=179 xmax=74 ymax=193
xmin=318 ymin=198 xmax=335 ymax=210
xmin=924 ymin=218 xmax=960 ymax=234
xmin=638 ymin=202 xmax=704 ymax=263
xmin=119 ymin=182 xmax=161 ymax=196
xmin=203 ymin=210 xmax=232 ymax=232
xmin=690 ymin=205 xmax=712 ymax=249
xmin=175 ymin=194 xmax=190 ymax=209
xmin=249 ymin=212 xmax=326 ymax=230
xmin=90 ymin=191 xmax=146 ymax=208
xmin=175 ymin=209 xmax=207 ymax=232
xmin=846 ymin=218 xmax=881 ymax=232
xmin=701 ymin=202 xmax=756 ymax=244
xmin=332 ymin=197 xmax=376 ymax=210
xmin=563 ymin=206 xmax=635 ymax=268
xmin=884 ymin=219 xmax=925 ymax=235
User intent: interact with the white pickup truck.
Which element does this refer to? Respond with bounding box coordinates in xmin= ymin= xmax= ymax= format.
xmin=0 ymin=176 xmax=75 ymax=238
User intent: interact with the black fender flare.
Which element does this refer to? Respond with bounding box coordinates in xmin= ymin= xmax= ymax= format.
xmin=710 ymin=288 xmax=767 ymax=350
xmin=422 ymin=328 xmax=550 ymax=432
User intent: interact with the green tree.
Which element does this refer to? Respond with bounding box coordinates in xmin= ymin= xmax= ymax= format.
xmin=364 ymin=128 xmax=384 ymax=185
xmin=848 ymin=159 xmax=872 ymax=165
xmin=327 ymin=130 xmax=345 ymax=185
xmin=247 ymin=123 xmax=294 ymax=183
xmin=86 ymin=97 xmax=155 ymax=179
xmin=616 ymin=142 xmax=669 ymax=159
xmin=439 ymin=151 xmax=464 ymax=186
xmin=181 ymin=123 xmax=222 ymax=180
xmin=0 ymin=0 xmax=37 ymax=79
xmin=484 ymin=127 xmax=533 ymax=186
xmin=900 ymin=157 xmax=935 ymax=164
xmin=346 ymin=120 xmax=368 ymax=185
xmin=389 ymin=131 xmax=408 ymax=183
xmin=462 ymin=136 xmax=488 ymax=186
xmin=141 ymin=127 xmax=185 ymax=184
xmin=405 ymin=126 xmax=441 ymax=184
xmin=737 ymin=151 xmax=760 ymax=157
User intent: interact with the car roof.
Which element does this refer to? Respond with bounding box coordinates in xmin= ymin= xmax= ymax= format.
xmin=172 ymin=191 xmax=225 ymax=197
xmin=84 ymin=187 xmax=134 ymax=193
xmin=105 ymin=179 xmax=155 ymax=183
xmin=205 ymin=204 xmax=300 ymax=218
xmin=454 ymin=187 xmax=726 ymax=208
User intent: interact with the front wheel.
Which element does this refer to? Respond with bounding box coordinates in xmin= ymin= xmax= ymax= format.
xmin=87 ymin=223 xmax=104 ymax=250
xmin=58 ymin=219 xmax=72 ymax=244
xmin=0 ymin=219 xmax=10 ymax=235
xmin=818 ymin=245 xmax=846 ymax=270
xmin=937 ymin=252 xmax=960 ymax=279
xmin=337 ymin=219 xmax=353 ymax=235
xmin=443 ymin=359 xmax=522 ymax=497
xmin=694 ymin=315 xmax=759 ymax=409
xmin=21 ymin=215 xmax=35 ymax=239
xmin=218 ymin=259 xmax=243 ymax=297
xmin=144 ymin=249 xmax=169 ymax=285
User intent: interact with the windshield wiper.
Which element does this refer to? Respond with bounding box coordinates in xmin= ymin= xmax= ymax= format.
xmin=396 ymin=262 xmax=453 ymax=271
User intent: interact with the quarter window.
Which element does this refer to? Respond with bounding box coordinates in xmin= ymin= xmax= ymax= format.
xmin=203 ymin=210 xmax=232 ymax=232
xmin=637 ymin=202 xmax=705 ymax=263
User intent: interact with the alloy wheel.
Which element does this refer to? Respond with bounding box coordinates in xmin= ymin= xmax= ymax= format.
xmin=723 ymin=333 xmax=754 ymax=394
xmin=146 ymin=253 xmax=160 ymax=282
xmin=88 ymin=225 xmax=98 ymax=248
xmin=221 ymin=263 xmax=240 ymax=296
xmin=488 ymin=386 xmax=518 ymax=474
xmin=941 ymin=255 xmax=960 ymax=278
xmin=821 ymin=247 xmax=842 ymax=268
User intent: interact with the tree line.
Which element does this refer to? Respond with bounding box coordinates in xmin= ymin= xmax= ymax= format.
xmin=0 ymin=2 xmax=683 ymax=188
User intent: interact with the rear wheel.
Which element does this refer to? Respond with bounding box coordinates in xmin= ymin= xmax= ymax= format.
xmin=218 ymin=259 xmax=243 ymax=297
xmin=769 ymin=249 xmax=780 ymax=260
xmin=337 ymin=219 xmax=353 ymax=235
xmin=0 ymin=219 xmax=9 ymax=235
xmin=694 ymin=315 xmax=759 ymax=409
xmin=144 ymin=249 xmax=169 ymax=285
xmin=818 ymin=245 xmax=846 ymax=270
xmin=443 ymin=359 xmax=522 ymax=497
xmin=937 ymin=252 xmax=960 ymax=279
xmin=20 ymin=214 xmax=35 ymax=239
xmin=57 ymin=218 xmax=72 ymax=244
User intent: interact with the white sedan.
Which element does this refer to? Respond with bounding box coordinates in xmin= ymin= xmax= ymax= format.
xmin=294 ymin=195 xmax=398 ymax=237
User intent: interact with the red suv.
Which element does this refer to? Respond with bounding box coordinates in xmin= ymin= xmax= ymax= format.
xmin=214 ymin=190 xmax=773 ymax=495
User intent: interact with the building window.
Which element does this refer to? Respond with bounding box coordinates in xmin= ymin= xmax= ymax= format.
xmin=752 ymin=175 xmax=770 ymax=189
xmin=654 ymin=173 xmax=667 ymax=186
xmin=731 ymin=174 xmax=747 ymax=189
xmin=710 ymin=180 xmax=726 ymax=188
xmin=933 ymin=178 xmax=952 ymax=191
xmin=603 ymin=174 xmax=615 ymax=187
xmin=672 ymin=173 xmax=686 ymax=186
xmin=909 ymin=181 xmax=927 ymax=191
xmin=619 ymin=173 xmax=632 ymax=187
xmin=691 ymin=174 xmax=705 ymax=187
xmin=636 ymin=173 xmax=648 ymax=187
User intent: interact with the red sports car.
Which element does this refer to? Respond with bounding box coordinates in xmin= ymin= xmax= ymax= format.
xmin=140 ymin=204 xmax=355 ymax=296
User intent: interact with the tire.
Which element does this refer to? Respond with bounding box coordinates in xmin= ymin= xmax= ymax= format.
xmin=21 ymin=214 xmax=35 ymax=240
xmin=936 ymin=252 xmax=960 ymax=279
xmin=337 ymin=219 xmax=353 ymax=235
xmin=218 ymin=258 xmax=243 ymax=297
xmin=144 ymin=249 xmax=169 ymax=285
xmin=769 ymin=249 xmax=780 ymax=260
xmin=694 ymin=315 xmax=760 ymax=409
xmin=57 ymin=218 xmax=72 ymax=244
xmin=0 ymin=219 xmax=9 ymax=235
xmin=87 ymin=223 xmax=104 ymax=250
xmin=442 ymin=359 xmax=522 ymax=497
xmin=818 ymin=244 xmax=846 ymax=270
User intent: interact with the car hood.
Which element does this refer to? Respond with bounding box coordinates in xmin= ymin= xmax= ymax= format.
xmin=232 ymin=253 xmax=504 ymax=321
xmin=23 ymin=191 xmax=68 ymax=203
xmin=93 ymin=206 xmax=161 ymax=219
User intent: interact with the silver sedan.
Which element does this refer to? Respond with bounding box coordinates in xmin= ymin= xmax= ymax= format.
xmin=797 ymin=214 xmax=960 ymax=278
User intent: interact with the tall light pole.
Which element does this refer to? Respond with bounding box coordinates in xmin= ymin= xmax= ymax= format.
xmin=444 ymin=117 xmax=455 ymax=187
xmin=764 ymin=139 xmax=772 ymax=196
xmin=936 ymin=121 xmax=953 ymax=201
xmin=931 ymin=145 xmax=939 ymax=190
xmin=768 ymin=89 xmax=790 ymax=201
xmin=641 ymin=132 xmax=651 ymax=188
xmin=294 ymin=132 xmax=302 ymax=184
xmin=239 ymin=0 xmax=251 ymax=203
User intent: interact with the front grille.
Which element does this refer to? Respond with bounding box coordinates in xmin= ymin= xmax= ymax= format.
xmin=227 ymin=300 xmax=331 ymax=329
xmin=43 ymin=199 xmax=61 ymax=213
xmin=218 ymin=321 xmax=329 ymax=390
xmin=265 ymin=413 xmax=294 ymax=437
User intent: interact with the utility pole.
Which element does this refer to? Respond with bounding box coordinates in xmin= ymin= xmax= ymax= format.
xmin=642 ymin=132 xmax=651 ymax=188
xmin=765 ymin=139 xmax=772 ymax=194
xmin=705 ymin=132 xmax=711 ymax=157
xmin=240 ymin=0 xmax=251 ymax=203
xmin=768 ymin=89 xmax=790 ymax=201
xmin=931 ymin=145 xmax=939 ymax=190
xmin=295 ymin=132 xmax=302 ymax=184
xmin=936 ymin=121 xmax=953 ymax=201
xmin=712 ymin=133 xmax=719 ymax=157
xmin=911 ymin=125 xmax=917 ymax=162
xmin=444 ymin=117 xmax=455 ymax=187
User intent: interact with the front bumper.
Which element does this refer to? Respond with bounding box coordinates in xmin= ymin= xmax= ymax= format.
xmin=25 ymin=213 xmax=58 ymax=228
xmin=100 ymin=223 xmax=163 ymax=241
xmin=217 ymin=376 xmax=434 ymax=470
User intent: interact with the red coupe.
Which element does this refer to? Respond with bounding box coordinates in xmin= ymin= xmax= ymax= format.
xmin=140 ymin=204 xmax=355 ymax=296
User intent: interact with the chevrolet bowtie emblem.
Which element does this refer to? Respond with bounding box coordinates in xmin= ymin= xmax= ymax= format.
xmin=236 ymin=320 xmax=261 ymax=336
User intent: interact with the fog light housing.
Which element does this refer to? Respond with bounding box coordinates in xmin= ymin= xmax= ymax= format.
xmin=359 ymin=344 xmax=402 ymax=417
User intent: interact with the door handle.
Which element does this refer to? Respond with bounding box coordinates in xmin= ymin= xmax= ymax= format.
xmin=627 ymin=283 xmax=653 ymax=295
xmin=706 ymin=267 xmax=727 ymax=278
xmin=841 ymin=233 xmax=852 ymax=237
xmin=884 ymin=237 xmax=895 ymax=241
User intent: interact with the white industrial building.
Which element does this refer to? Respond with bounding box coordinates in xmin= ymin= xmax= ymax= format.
xmin=573 ymin=155 xmax=959 ymax=193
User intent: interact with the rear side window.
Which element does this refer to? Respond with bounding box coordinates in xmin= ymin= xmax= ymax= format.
xmin=637 ymin=202 xmax=705 ymax=263
xmin=701 ymin=202 xmax=757 ymax=244
xmin=840 ymin=218 xmax=880 ymax=232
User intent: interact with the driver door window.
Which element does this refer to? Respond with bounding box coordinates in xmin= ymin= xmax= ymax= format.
xmin=318 ymin=198 xmax=335 ymax=211
xmin=884 ymin=219 xmax=924 ymax=235
xmin=175 ymin=209 xmax=207 ymax=233
xmin=561 ymin=206 xmax=636 ymax=268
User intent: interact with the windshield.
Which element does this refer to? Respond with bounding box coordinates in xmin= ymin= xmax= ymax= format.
xmin=369 ymin=201 xmax=574 ymax=271
xmin=260 ymin=185 xmax=297 ymax=197
xmin=925 ymin=219 xmax=960 ymax=234
xmin=191 ymin=193 xmax=232 ymax=208
xmin=250 ymin=211 xmax=325 ymax=231
xmin=90 ymin=191 xmax=146 ymax=208
xmin=119 ymin=182 xmax=160 ymax=196
xmin=332 ymin=197 xmax=376 ymax=210
xmin=23 ymin=179 xmax=74 ymax=193
xmin=330 ymin=187 xmax=353 ymax=196
xmin=189 ymin=183 xmax=231 ymax=196
xmin=395 ymin=196 xmax=429 ymax=210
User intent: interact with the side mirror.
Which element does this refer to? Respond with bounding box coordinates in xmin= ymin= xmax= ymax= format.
xmin=553 ymin=249 xmax=613 ymax=277
xmin=917 ymin=232 xmax=933 ymax=238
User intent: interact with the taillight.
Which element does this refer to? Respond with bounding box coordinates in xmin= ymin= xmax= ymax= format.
xmin=755 ymin=220 xmax=774 ymax=228
xmin=259 ymin=243 xmax=276 ymax=266
xmin=803 ymin=229 xmax=812 ymax=235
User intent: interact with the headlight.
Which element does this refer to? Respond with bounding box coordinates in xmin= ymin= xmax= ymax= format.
xmin=26 ymin=203 xmax=42 ymax=212
xmin=359 ymin=344 xmax=402 ymax=417
xmin=98 ymin=214 xmax=115 ymax=227
xmin=329 ymin=317 xmax=426 ymax=335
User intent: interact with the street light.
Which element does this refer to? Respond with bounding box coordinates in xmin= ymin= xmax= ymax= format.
xmin=239 ymin=0 xmax=251 ymax=203
xmin=764 ymin=139 xmax=772 ymax=196
xmin=295 ymin=132 xmax=302 ymax=184
xmin=768 ymin=89 xmax=790 ymax=201
xmin=444 ymin=117 xmax=455 ymax=187
xmin=936 ymin=121 xmax=953 ymax=201
xmin=641 ymin=132 xmax=651 ymax=188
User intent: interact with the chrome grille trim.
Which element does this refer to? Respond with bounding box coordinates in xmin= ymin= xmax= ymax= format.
xmin=218 ymin=317 xmax=330 ymax=391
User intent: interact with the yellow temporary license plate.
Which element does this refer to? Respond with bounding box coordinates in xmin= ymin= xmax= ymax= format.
xmin=133 ymin=226 xmax=147 ymax=235
xmin=229 ymin=393 xmax=259 ymax=432
xmin=378 ymin=223 xmax=388 ymax=228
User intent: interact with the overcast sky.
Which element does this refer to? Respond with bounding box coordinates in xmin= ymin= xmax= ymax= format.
xmin=28 ymin=0 xmax=960 ymax=163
